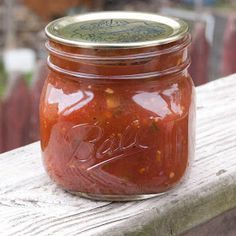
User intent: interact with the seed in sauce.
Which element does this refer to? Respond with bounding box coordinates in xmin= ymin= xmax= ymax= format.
xmin=105 ymin=88 xmax=114 ymax=94
xmin=156 ymin=150 xmax=161 ymax=162
xmin=169 ymin=172 xmax=175 ymax=179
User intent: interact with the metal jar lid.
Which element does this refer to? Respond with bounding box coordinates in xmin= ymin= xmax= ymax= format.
xmin=45 ymin=11 xmax=189 ymax=49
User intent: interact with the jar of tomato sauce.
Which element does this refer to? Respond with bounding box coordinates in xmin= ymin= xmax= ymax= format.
xmin=41 ymin=12 xmax=195 ymax=201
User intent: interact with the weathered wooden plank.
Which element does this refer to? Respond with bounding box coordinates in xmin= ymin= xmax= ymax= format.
xmin=0 ymin=74 xmax=236 ymax=235
xmin=183 ymin=207 xmax=236 ymax=236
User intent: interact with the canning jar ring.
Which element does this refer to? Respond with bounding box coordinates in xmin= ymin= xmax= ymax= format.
xmin=47 ymin=56 xmax=191 ymax=80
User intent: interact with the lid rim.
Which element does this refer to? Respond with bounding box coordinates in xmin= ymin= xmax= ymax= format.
xmin=45 ymin=11 xmax=189 ymax=49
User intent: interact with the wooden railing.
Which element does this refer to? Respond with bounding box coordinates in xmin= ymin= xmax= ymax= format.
xmin=0 ymin=16 xmax=235 ymax=154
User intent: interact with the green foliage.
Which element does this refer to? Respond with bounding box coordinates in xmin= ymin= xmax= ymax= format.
xmin=0 ymin=61 xmax=7 ymax=98
xmin=24 ymin=72 xmax=33 ymax=87
xmin=0 ymin=61 xmax=33 ymax=98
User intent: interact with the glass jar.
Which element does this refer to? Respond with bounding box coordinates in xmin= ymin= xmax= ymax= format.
xmin=40 ymin=12 xmax=195 ymax=201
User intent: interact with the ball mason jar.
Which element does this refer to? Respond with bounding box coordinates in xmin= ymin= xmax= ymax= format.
xmin=40 ymin=12 xmax=196 ymax=201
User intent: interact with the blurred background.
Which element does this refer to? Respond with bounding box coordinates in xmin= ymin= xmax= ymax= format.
xmin=0 ymin=0 xmax=235 ymax=154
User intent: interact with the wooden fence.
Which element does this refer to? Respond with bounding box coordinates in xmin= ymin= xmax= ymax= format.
xmin=0 ymin=16 xmax=235 ymax=154
xmin=0 ymin=61 xmax=47 ymax=153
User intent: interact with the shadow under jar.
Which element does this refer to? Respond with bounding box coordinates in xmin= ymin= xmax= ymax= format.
xmin=40 ymin=12 xmax=196 ymax=201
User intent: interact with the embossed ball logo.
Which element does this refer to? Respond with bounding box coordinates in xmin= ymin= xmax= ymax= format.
xmin=49 ymin=121 xmax=152 ymax=171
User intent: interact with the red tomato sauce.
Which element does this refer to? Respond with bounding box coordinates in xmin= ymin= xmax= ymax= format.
xmin=40 ymin=36 xmax=195 ymax=197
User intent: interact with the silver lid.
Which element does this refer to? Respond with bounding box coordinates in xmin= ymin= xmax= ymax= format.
xmin=45 ymin=11 xmax=189 ymax=49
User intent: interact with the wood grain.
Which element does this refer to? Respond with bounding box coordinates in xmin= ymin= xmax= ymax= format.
xmin=183 ymin=207 xmax=236 ymax=236
xmin=1 ymin=74 xmax=236 ymax=236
